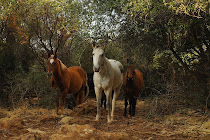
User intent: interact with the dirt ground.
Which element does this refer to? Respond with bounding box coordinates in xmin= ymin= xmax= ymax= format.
xmin=0 ymin=98 xmax=210 ymax=140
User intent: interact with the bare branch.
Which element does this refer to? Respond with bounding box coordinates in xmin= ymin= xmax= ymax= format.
xmin=35 ymin=16 xmax=50 ymax=52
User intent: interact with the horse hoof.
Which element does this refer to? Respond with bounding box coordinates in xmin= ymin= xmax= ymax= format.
xmin=123 ymin=112 xmax=127 ymax=117
xmin=107 ymin=118 xmax=113 ymax=123
xmin=107 ymin=120 xmax=113 ymax=124
xmin=96 ymin=115 xmax=100 ymax=121
xmin=95 ymin=119 xmax=99 ymax=122
xmin=95 ymin=118 xmax=99 ymax=122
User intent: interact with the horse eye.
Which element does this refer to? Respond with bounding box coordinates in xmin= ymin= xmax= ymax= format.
xmin=101 ymin=53 xmax=104 ymax=57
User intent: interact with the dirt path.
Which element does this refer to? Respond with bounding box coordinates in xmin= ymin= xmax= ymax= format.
xmin=0 ymin=98 xmax=210 ymax=140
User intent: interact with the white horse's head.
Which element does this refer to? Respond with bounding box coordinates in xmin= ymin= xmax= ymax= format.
xmin=92 ymin=44 xmax=105 ymax=72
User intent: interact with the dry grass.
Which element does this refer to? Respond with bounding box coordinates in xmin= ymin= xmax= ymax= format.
xmin=0 ymin=98 xmax=210 ymax=140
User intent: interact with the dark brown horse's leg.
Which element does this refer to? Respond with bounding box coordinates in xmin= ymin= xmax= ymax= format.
xmin=129 ymin=98 xmax=132 ymax=116
xmin=131 ymin=98 xmax=137 ymax=116
xmin=123 ymin=97 xmax=128 ymax=116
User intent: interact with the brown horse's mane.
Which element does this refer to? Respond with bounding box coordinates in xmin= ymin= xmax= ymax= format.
xmin=58 ymin=59 xmax=67 ymax=71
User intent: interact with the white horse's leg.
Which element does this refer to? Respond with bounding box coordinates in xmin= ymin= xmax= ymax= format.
xmin=95 ymin=87 xmax=102 ymax=121
xmin=111 ymin=86 xmax=120 ymax=121
xmin=105 ymin=88 xmax=112 ymax=123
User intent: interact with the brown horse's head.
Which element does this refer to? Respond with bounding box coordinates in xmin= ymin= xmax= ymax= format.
xmin=47 ymin=51 xmax=59 ymax=74
xmin=126 ymin=65 xmax=136 ymax=81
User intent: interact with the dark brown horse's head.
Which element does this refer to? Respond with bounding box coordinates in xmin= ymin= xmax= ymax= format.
xmin=126 ymin=65 xmax=136 ymax=81
xmin=47 ymin=50 xmax=59 ymax=74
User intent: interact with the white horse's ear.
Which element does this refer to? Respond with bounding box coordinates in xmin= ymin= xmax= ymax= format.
xmin=102 ymin=45 xmax=105 ymax=49
xmin=92 ymin=42 xmax=96 ymax=48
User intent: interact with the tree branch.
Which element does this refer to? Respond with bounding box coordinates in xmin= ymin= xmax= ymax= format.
xmin=29 ymin=42 xmax=47 ymax=72
xmin=191 ymin=26 xmax=207 ymax=62
xmin=168 ymin=28 xmax=190 ymax=72
xmin=169 ymin=42 xmax=190 ymax=72
xmin=35 ymin=16 xmax=50 ymax=52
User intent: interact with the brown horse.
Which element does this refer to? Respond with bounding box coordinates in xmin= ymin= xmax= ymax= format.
xmin=123 ymin=65 xmax=143 ymax=116
xmin=47 ymin=51 xmax=89 ymax=115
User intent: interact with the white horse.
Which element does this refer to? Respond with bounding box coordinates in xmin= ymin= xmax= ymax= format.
xmin=92 ymin=44 xmax=123 ymax=123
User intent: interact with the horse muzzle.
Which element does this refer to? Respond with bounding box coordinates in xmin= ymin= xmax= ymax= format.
xmin=48 ymin=70 xmax=52 ymax=74
xmin=47 ymin=72 xmax=52 ymax=78
xmin=127 ymin=77 xmax=134 ymax=81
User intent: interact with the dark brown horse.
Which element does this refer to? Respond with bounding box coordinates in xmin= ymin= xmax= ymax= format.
xmin=123 ymin=65 xmax=143 ymax=116
xmin=47 ymin=50 xmax=89 ymax=115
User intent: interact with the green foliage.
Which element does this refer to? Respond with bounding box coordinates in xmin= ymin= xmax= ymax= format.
xmin=26 ymin=64 xmax=57 ymax=108
xmin=163 ymin=0 xmax=209 ymax=18
xmin=1 ymin=63 xmax=56 ymax=108
xmin=0 ymin=0 xmax=209 ymax=112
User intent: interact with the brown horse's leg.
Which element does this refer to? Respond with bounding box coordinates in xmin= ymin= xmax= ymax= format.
xmin=56 ymin=92 xmax=60 ymax=115
xmin=76 ymin=86 xmax=86 ymax=105
xmin=76 ymin=92 xmax=80 ymax=105
xmin=77 ymin=88 xmax=82 ymax=105
xmin=81 ymin=87 xmax=86 ymax=104
xmin=60 ymin=89 xmax=67 ymax=115
xmin=72 ymin=93 xmax=78 ymax=106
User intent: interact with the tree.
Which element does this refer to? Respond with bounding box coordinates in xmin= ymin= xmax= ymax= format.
xmin=0 ymin=0 xmax=84 ymax=107
xmin=121 ymin=0 xmax=210 ymax=105
xmin=84 ymin=0 xmax=210 ymax=106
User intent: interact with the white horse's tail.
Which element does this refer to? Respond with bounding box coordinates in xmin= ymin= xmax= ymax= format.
xmin=85 ymin=83 xmax=89 ymax=98
xmin=85 ymin=74 xmax=89 ymax=99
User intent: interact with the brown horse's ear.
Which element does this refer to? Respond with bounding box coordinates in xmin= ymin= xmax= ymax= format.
xmin=48 ymin=49 xmax=54 ymax=58
xmin=54 ymin=53 xmax=57 ymax=59
xmin=54 ymin=48 xmax=58 ymax=59
xmin=55 ymin=48 xmax=58 ymax=54
xmin=133 ymin=70 xmax=136 ymax=75
xmin=48 ymin=52 xmax=51 ymax=58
